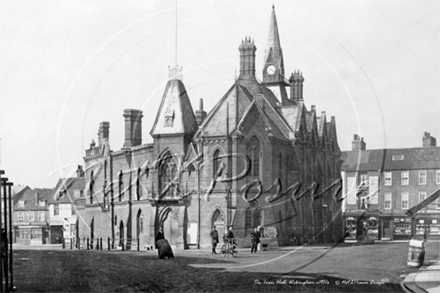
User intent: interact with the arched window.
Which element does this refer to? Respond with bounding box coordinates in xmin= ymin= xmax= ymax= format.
xmin=137 ymin=210 xmax=144 ymax=237
xmin=160 ymin=154 xmax=177 ymax=197
xmin=89 ymin=171 xmax=95 ymax=204
xmin=213 ymin=149 xmax=222 ymax=178
xmin=247 ymin=136 xmax=261 ymax=179
xmin=137 ymin=167 xmax=142 ymax=201
xmin=118 ymin=171 xmax=124 ymax=202
xmin=188 ymin=165 xmax=195 ymax=178
xmin=245 ymin=201 xmax=260 ymax=235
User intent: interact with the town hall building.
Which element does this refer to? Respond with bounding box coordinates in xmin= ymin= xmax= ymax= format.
xmin=77 ymin=6 xmax=343 ymax=250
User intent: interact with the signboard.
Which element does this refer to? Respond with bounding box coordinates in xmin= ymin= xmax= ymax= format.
xmin=49 ymin=219 xmax=64 ymax=226
xmin=346 ymin=177 xmax=357 ymax=205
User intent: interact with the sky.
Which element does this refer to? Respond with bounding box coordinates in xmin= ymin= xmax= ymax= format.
xmin=0 ymin=0 xmax=439 ymax=188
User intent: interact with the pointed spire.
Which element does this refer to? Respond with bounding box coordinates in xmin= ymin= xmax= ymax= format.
xmin=266 ymin=5 xmax=281 ymax=53
xmin=262 ymin=5 xmax=285 ymax=83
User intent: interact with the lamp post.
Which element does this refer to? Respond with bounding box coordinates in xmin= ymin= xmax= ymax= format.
xmin=322 ymin=204 xmax=328 ymax=244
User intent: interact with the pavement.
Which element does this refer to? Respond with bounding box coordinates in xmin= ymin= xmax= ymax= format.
xmin=402 ymin=255 xmax=440 ymax=293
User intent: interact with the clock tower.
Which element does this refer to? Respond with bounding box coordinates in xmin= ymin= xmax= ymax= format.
xmin=262 ymin=5 xmax=285 ymax=85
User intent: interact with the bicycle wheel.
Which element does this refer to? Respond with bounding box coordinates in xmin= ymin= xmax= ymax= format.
xmin=302 ymin=237 xmax=310 ymax=246
xmin=290 ymin=238 xmax=297 ymax=246
xmin=221 ymin=243 xmax=227 ymax=257
xmin=231 ymin=244 xmax=238 ymax=258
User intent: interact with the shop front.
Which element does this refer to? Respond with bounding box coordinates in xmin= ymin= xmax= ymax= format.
xmin=413 ymin=212 xmax=440 ymax=240
xmin=392 ymin=217 xmax=412 ymax=240
xmin=49 ymin=218 xmax=77 ymax=244
xmin=344 ymin=210 xmax=380 ymax=240
xmin=14 ymin=224 xmax=49 ymax=245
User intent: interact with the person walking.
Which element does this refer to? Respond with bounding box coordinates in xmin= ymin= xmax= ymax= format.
xmin=155 ymin=227 xmax=164 ymax=248
xmin=250 ymin=227 xmax=260 ymax=254
xmin=210 ymin=226 xmax=219 ymax=254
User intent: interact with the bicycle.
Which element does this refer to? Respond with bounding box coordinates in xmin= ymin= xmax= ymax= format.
xmin=221 ymin=238 xmax=238 ymax=258
xmin=289 ymin=235 xmax=310 ymax=246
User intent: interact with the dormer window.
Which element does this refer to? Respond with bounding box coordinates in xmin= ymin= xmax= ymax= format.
xmin=74 ymin=190 xmax=83 ymax=198
xmin=39 ymin=200 xmax=45 ymax=207
xmin=164 ymin=109 xmax=175 ymax=127
xmin=18 ymin=200 xmax=25 ymax=208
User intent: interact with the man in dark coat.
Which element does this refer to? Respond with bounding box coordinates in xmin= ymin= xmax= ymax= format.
xmin=226 ymin=226 xmax=234 ymax=240
xmin=210 ymin=226 xmax=219 ymax=254
xmin=155 ymin=227 xmax=164 ymax=248
xmin=209 ymin=226 xmax=218 ymax=254
xmin=250 ymin=227 xmax=261 ymax=254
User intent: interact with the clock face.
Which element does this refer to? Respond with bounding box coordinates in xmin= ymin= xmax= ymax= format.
xmin=266 ymin=65 xmax=276 ymax=75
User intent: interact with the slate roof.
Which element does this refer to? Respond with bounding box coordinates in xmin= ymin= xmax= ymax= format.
xmin=150 ymin=79 xmax=198 ymax=137
xmin=49 ymin=177 xmax=86 ymax=204
xmin=14 ymin=188 xmax=52 ymax=210
xmin=341 ymin=147 xmax=440 ymax=172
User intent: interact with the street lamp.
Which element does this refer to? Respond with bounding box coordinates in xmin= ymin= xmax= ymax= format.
xmin=322 ymin=204 xmax=328 ymax=243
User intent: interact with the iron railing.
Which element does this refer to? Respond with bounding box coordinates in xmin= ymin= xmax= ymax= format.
xmin=1 ymin=170 xmax=14 ymax=292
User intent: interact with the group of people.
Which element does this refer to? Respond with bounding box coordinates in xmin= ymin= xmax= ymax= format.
xmin=154 ymin=225 xmax=263 ymax=255
xmin=210 ymin=226 xmax=261 ymax=254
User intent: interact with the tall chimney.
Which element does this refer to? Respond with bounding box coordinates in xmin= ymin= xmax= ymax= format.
xmin=423 ymin=132 xmax=437 ymax=147
xmin=35 ymin=192 xmax=39 ymax=204
xmin=98 ymin=121 xmax=110 ymax=146
xmin=238 ymin=37 xmax=257 ymax=80
xmin=76 ymin=165 xmax=85 ymax=177
xmin=195 ymin=98 xmax=207 ymax=126
xmin=352 ymin=134 xmax=366 ymax=151
xmin=123 ymin=109 xmax=143 ymax=148
xmin=289 ymin=70 xmax=304 ymax=103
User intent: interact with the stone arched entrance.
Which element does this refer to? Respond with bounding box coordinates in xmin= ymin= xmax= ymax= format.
xmin=162 ymin=209 xmax=179 ymax=247
xmin=136 ymin=209 xmax=144 ymax=238
xmin=212 ymin=209 xmax=225 ymax=239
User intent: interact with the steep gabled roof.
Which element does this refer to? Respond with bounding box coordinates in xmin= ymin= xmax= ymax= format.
xmin=150 ymin=79 xmax=198 ymax=137
xmin=236 ymin=100 xmax=286 ymax=140
xmin=194 ymin=83 xmax=253 ymax=138
xmin=341 ymin=147 xmax=440 ymax=172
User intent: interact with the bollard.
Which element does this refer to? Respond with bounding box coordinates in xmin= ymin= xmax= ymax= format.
xmin=78 ymin=237 xmax=80 ymax=250
xmin=108 ymin=238 xmax=111 ymax=251
xmin=122 ymin=242 xmax=125 ymax=251
xmin=96 ymin=239 xmax=99 ymax=250
xmin=62 ymin=238 xmax=65 ymax=249
xmin=137 ymin=237 xmax=140 ymax=251
xmin=70 ymin=238 xmax=73 ymax=249
xmin=87 ymin=237 xmax=89 ymax=250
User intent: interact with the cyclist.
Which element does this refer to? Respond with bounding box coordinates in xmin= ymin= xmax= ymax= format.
xmin=224 ymin=227 xmax=237 ymax=246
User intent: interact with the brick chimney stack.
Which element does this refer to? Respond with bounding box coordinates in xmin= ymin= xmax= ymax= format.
xmin=76 ymin=165 xmax=84 ymax=177
xmin=289 ymin=71 xmax=304 ymax=103
xmin=123 ymin=109 xmax=143 ymax=148
xmin=98 ymin=121 xmax=110 ymax=146
xmin=195 ymin=98 xmax=207 ymax=126
xmin=352 ymin=134 xmax=366 ymax=151
xmin=238 ymin=37 xmax=257 ymax=80
xmin=423 ymin=132 xmax=437 ymax=147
